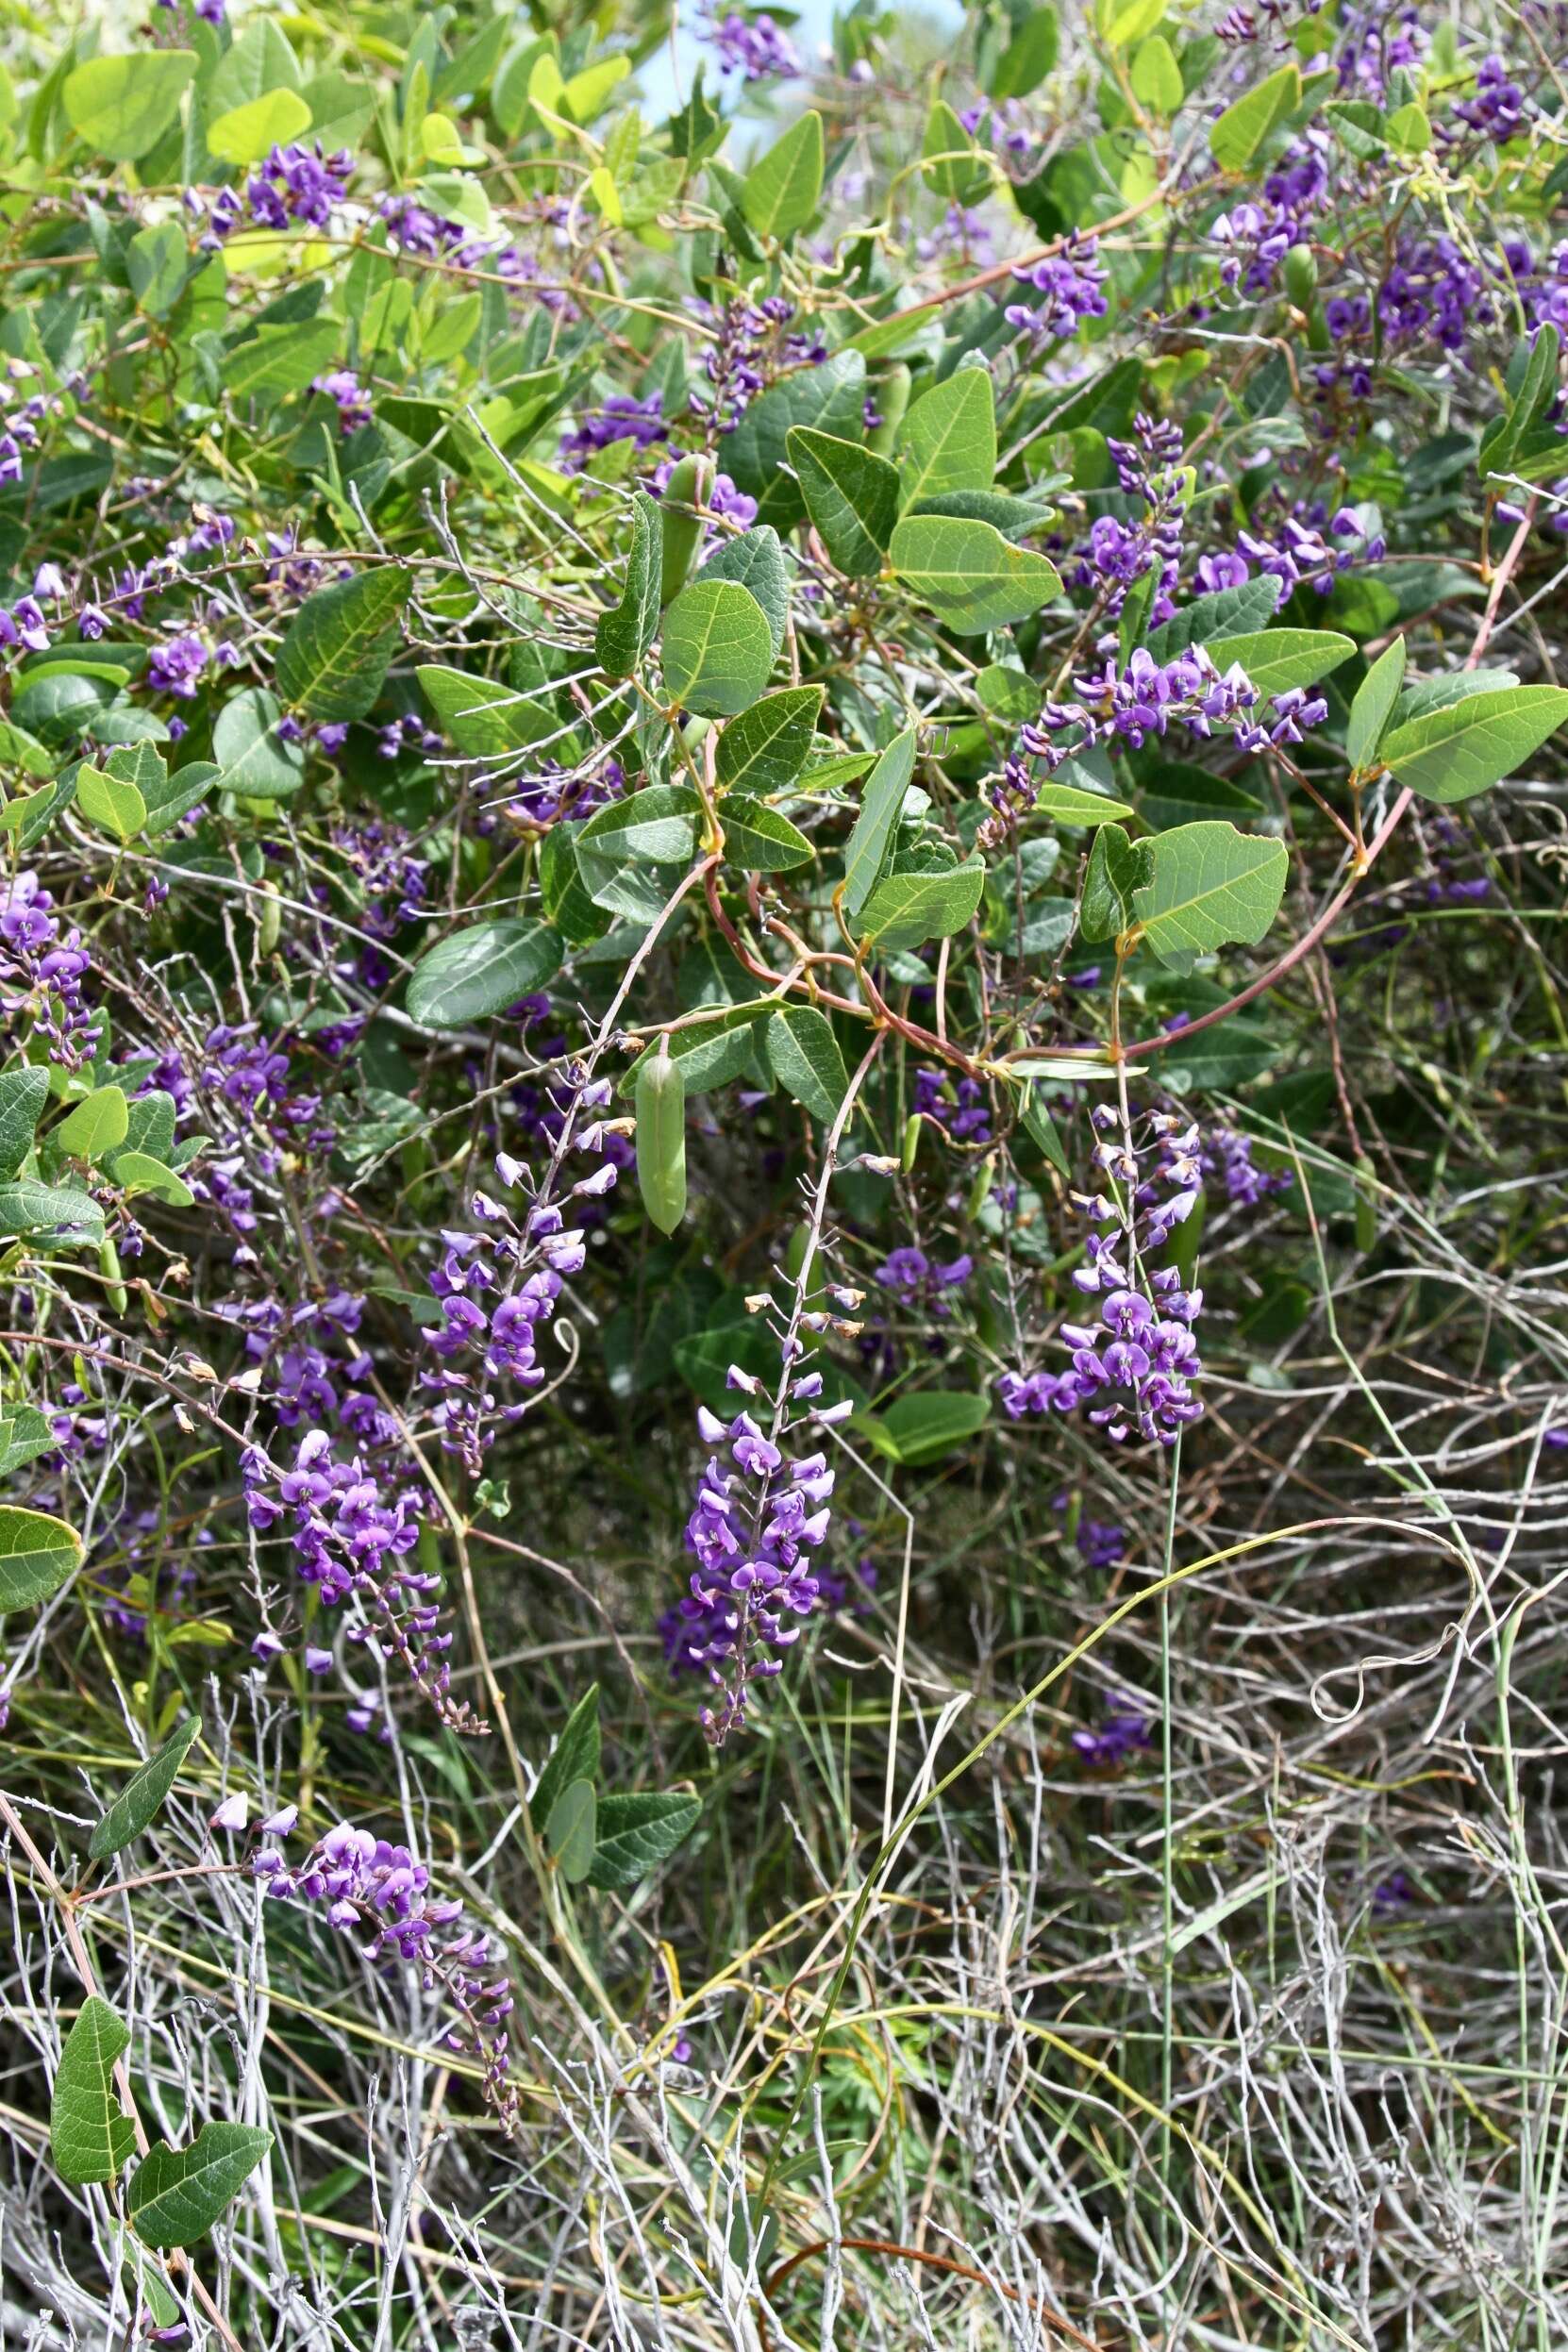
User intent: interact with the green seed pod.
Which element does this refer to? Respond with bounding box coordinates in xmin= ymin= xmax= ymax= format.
xmin=868 ymin=364 xmax=910 ymax=457
xmin=635 ymin=1038 xmax=688 ymax=1236
xmin=258 ymin=881 xmax=281 ymax=959
xmin=99 ymin=1238 xmax=127 ymax=1316
xmin=901 ymin=1111 xmax=921 ymax=1172
xmin=1282 ymin=243 xmax=1318 ymax=308
xmin=966 ymin=1152 xmax=994 ymax=1221
xmin=1306 ymin=299 xmax=1331 ymax=353
xmin=659 ymin=453 xmax=713 ymax=606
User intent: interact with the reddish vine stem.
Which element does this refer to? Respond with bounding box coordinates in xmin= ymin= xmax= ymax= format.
xmin=758 ymin=2232 xmax=1109 ymax=2352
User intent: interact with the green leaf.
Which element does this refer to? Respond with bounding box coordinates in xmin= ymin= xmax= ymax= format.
xmin=90 ymin=1717 xmax=202 ymax=1860
xmin=207 ymin=87 xmax=311 ymax=165
xmin=698 ymin=526 xmax=789 ymax=657
xmin=842 ymin=728 xmax=917 ymax=916
xmin=586 ymin=1790 xmax=700 ymax=1889
xmin=977 ymin=664 xmax=1043 ymax=722
xmin=741 ymin=109 xmax=824 ymax=239
xmin=1137 ymin=760 xmax=1263 ymax=829
xmin=417 ymin=665 xmax=555 ymax=756
xmin=635 ymin=1041 xmax=688 ymax=1236
xmin=594 ymin=491 xmax=661 ymax=677
xmin=0 ymin=1182 xmax=105 ymax=1249
xmin=64 ymin=51 xmax=196 ymax=159
xmin=720 ymin=795 xmax=812 ymax=871
xmin=1206 ymin=627 xmax=1355 ymax=698
xmin=275 ymin=568 xmax=409 ymax=722
xmin=1146 ymin=575 xmax=1282 ymax=660
xmin=857 ymin=859 xmax=986 ymax=951
xmin=55 ymin=1084 xmax=129 ymax=1163
xmin=545 ymin=1778 xmax=597 ymax=1882
xmin=1345 ymin=635 xmax=1408 ymax=773
xmin=715 ymin=687 xmax=822 ymax=794
xmin=871 ymin=1391 xmax=991 ymax=1466
xmin=896 ymin=369 xmax=996 ymax=508
xmin=1132 ymin=821 xmax=1289 ymax=966
xmin=126 ymin=222 xmax=188 ymax=317
xmin=113 ymin=1151 xmax=196 ymax=1208
xmin=1210 ymin=62 xmax=1300 ymax=170
xmin=406 ymin=920 xmax=564 ymax=1028
xmin=662 ymin=579 xmax=775 ymax=716
xmin=127 ymin=2123 xmax=272 ymax=2251
xmin=51 ymin=1996 xmax=136 ymax=2188
xmin=719 ymin=351 xmax=867 ymax=530
xmin=578 ymin=783 xmax=701 ymax=864
xmin=767 ymin=1007 xmax=849 ymax=1121
xmin=0 ymin=1066 xmax=49 ymax=1178
xmin=530 ymin=1684 xmax=602 ymax=1829
xmin=920 ymin=98 xmax=989 ymax=204
xmin=1130 ymin=33 xmax=1183 ymax=113
xmin=1019 ymin=1084 xmax=1070 ymax=1174
xmin=1379 ymin=685 xmax=1568 ymax=804
xmin=1032 ymin=783 xmax=1134 ymax=826
xmin=75 ymin=763 xmax=146 ymax=843
xmin=208 ymin=17 xmax=301 ymax=113
xmin=0 ymin=1505 xmax=83 ymax=1613
xmin=626 ymin=1009 xmax=763 ymax=1097
xmin=142 ymin=759 xmax=219 ymax=838
xmin=212 ymin=688 xmax=306 ymax=798
xmin=1080 ymin=822 xmax=1154 ymax=942
xmin=890 ymin=514 xmax=1061 ymax=632
xmin=225 ymin=318 xmax=340 ymax=405
xmin=787 ymin=427 xmax=897 ymax=576
xmin=992 ymin=7 xmax=1059 ymax=99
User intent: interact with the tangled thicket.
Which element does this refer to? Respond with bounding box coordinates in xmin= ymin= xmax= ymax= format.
xmin=2 ymin=1 xmax=1568 ymax=2345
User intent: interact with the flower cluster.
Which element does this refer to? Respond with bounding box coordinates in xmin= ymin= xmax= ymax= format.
xmin=661 ymin=1396 xmax=844 ymax=1744
xmin=877 ymin=1245 xmax=973 ymax=1313
xmin=1023 ymin=646 xmax=1281 ymax=768
xmin=424 ymin=1079 xmax=622 ymax=1472
xmin=1204 ymin=1126 xmax=1289 ymax=1209
xmin=913 ymin=1067 xmax=993 ymax=1145
xmin=252 ymin=1823 xmax=517 ymax=2121
xmin=1006 ymin=237 xmax=1108 ymax=342
xmin=698 ymin=6 xmax=800 ymax=80
xmin=560 ymin=392 xmax=669 ymax=470
xmin=688 ymin=296 xmax=826 ymax=435
xmin=1056 ymin=1493 xmax=1127 ymax=1571
xmin=313 ymin=369 xmax=373 ymax=434
xmin=242 ymin=1430 xmax=482 ymax=1733
xmin=1072 ymin=1697 xmax=1154 ymax=1765
xmin=0 ymin=872 xmax=101 ymax=1068
xmin=0 ymin=360 xmax=85 ymax=492
xmin=225 ymin=142 xmax=354 ymax=235
xmin=999 ymin=1105 xmax=1205 ymax=1447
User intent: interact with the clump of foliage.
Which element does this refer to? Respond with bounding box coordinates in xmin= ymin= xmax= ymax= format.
xmin=2 ymin=0 xmax=1567 ymax=2344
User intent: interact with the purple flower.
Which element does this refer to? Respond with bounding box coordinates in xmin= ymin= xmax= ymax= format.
xmin=998 ymin=1104 xmax=1206 ymax=1447
xmin=147 ymin=631 xmax=209 ymax=698
xmin=1073 ymin=1698 xmax=1154 ymax=1765
xmin=0 ymin=870 xmax=102 ymax=1069
xmin=253 ymin=1820 xmax=518 ymax=2123
xmin=660 ymin=1408 xmax=836 ymax=1743
xmin=698 ymin=5 xmax=800 ymax=81
xmin=559 ymin=392 xmax=668 ymax=470
xmin=1006 ymin=237 xmax=1108 ymax=342
xmin=240 ymin=142 xmax=354 ymax=234
xmin=313 ymin=370 xmax=372 ymax=434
